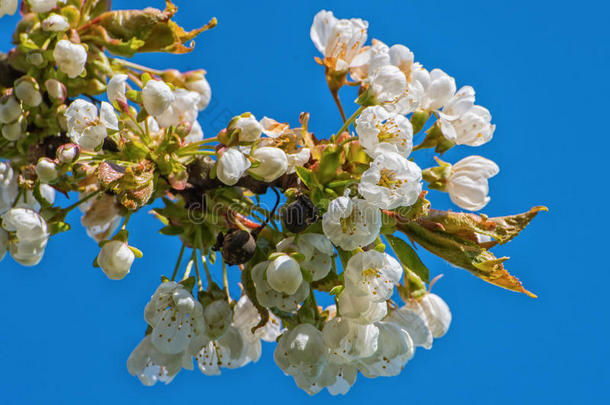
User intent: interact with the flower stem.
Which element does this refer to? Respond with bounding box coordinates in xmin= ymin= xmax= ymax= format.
xmin=62 ymin=189 xmax=102 ymax=213
xmin=222 ymin=259 xmax=230 ymax=303
xmin=171 ymin=243 xmax=186 ymax=281
xmin=191 ymin=248 xmax=203 ymax=291
xmin=335 ymin=105 xmax=366 ymax=138
xmin=331 ymin=89 xmax=347 ymax=123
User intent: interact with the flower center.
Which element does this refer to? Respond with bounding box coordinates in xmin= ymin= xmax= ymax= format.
xmin=377 ymin=168 xmax=405 ymax=190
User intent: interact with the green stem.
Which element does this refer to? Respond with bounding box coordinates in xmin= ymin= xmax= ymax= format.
xmin=222 ymin=259 xmax=230 ymax=302
xmin=62 ymin=189 xmax=102 ymax=213
xmin=335 ymin=105 xmax=366 ymax=138
xmin=200 ymin=250 xmax=214 ymax=291
xmin=171 ymin=243 xmax=186 ymax=281
xmin=191 ymin=249 xmax=203 ymax=291
xmin=112 ymin=58 xmax=164 ymax=75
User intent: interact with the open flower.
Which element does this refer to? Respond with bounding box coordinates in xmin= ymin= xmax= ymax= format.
xmin=156 ymin=89 xmax=200 ymax=128
xmin=1 ymin=208 xmax=49 ymax=266
xmin=232 ymin=295 xmax=282 ymax=343
xmin=413 ymin=68 xmax=456 ymax=112
xmin=358 ymin=151 xmax=422 ymax=210
xmin=343 ymin=250 xmax=403 ymax=302
xmin=405 ymin=293 xmax=451 ymax=338
xmin=53 ymin=40 xmax=87 ymax=78
xmin=195 ymin=325 xmax=251 ymax=375
xmin=447 ymin=156 xmax=499 ymax=211
xmin=322 ymin=195 xmax=381 ymax=251
xmin=65 ymin=99 xmax=118 ymax=150
xmin=97 ymin=240 xmax=135 ymax=280
xmin=444 ymin=104 xmax=495 ymax=146
xmin=357 ymin=321 xmax=414 ymax=378
xmin=337 ymin=288 xmax=388 ymax=324
xmin=144 ymin=281 xmax=206 ymax=355
xmin=310 ymin=10 xmax=368 ymax=72
xmin=366 ymin=64 xmax=407 ymax=105
xmin=127 ymin=335 xmax=193 ymax=386
xmin=322 ymin=317 xmax=379 ymax=364
xmin=355 ymin=106 xmax=413 ymax=157
xmin=386 ymin=307 xmax=433 ymax=349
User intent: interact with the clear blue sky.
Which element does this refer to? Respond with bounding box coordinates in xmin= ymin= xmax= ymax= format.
xmin=1 ymin=0 xmax=607 ymax=403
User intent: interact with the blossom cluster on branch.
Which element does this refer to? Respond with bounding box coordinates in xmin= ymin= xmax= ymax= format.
xmin=0 ymin=1 xmax=545 ymax=395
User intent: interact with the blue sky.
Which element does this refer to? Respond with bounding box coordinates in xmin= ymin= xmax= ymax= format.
xmin=1 ymin=0 xmax=608 ymax=403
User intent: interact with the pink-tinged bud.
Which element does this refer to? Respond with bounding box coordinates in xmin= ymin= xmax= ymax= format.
xmin=56 ymin=143 xmax=80 ymax=164
xmin=45 ymin=79 xmax=67 ymax=103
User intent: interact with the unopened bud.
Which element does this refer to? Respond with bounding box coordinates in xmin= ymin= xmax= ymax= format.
xmin=1 ymin=115 xmax=25 ymax=141
xmin=0 ymin=95 xmax=22 ymax=124
xmin=26 ymin=52 xmax=45 ymax=67
xmin=14 ymin=76 xmax=42 ymax=107
xmin=45 ymin=79 xmax=67 ymax=103
xmin=56 ymin=143 xmax=80 ymax=164
xmin=35 ymin=158 xmax=58 ymax=183
xmin=42 ymin=14 xmax=70 ymax=32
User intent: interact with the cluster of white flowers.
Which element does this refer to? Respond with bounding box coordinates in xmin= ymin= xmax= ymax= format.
xmin=312 ymin=10 xmax=499 ymax=212
xmin=128 ymin=282 xmax=281 ymax=385
xmin=215 ymin=115 xmax=310 ymax=186
xmin=0 ymin=161 xmax=53 ymax=266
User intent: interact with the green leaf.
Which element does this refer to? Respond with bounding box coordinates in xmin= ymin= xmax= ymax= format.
xmin=386 ymin=234 xmax=429 ymax=283
xmin=48 ymin=221 xmax=71 ymax=235
xmin=159 ymin=225 xmax=184 ymax=235
xmin=295 ymin=166 xmax=314 ymax=189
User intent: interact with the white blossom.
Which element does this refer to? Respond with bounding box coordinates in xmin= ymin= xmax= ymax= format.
xmin=28 ymin=0 xmax=58 ymax=13
xmin=97 ymin=240 xmax=135 ymax=280
xmin=232 ymin=113 xmax=263 ymax=143
xmin=65 ymin=99 xmax=118 ymax=150
xmin=185 ymin=75 xmax=212 ymax=110
xmin=107 ymin=74 xmax=128 ymax=104
xmin=1 ymin=116 xmax=25 ymax=141
xmin=286 ymin=148 xmax=311 ymax=173
xmin=355 ymin=106 xmax=413 ymax=157
xmin=357 ymin=321 xmax=414 ymax=378
xmin=251 ymin=260 xmax=309 ymax=311
xmin=322 ymin=317 xmax=379 ymax=364
xmin=414 ymin=68 xmax=456 ymax=112
xmin=127 ymin=335 xmax=193 ymax=386
xmin=41 ymin=14 xmax=69 ymax=31
xmin=337 ymin=288 xmax=387 ymax=324
xmin=203 ymin=300 xmax=232 ymax=340
xmin=266 ymin=254 xmax=303 ymax=295
xmin=195 ymin=325 xmax=250 ymax=375
xmin=0 ymin=0 xmax=18 ymax=17
xmin=277 ymin=233 xmax=334 ymax=281
xmin=53 ymin=40 xmax=87 ymax=78
xmin=447 ymin=155 xmax=499 ymax=211
xmin=386 ymin=307 xmax=433 ymax=349
xmin=310 ymin=10 xmax=368 ymax=72
xmin=367 ymin=64 xmax=407 ymax=104
xmin=247 ymin=146 xmax=288 ymax=182
xmin=216 ymin=147 xmax=251 ymax=186
xmin=183 ymin=120 xmax=203 ymax=144
xmin=274 ymin=324 xmax=334 ymax=395
xmin=358 ymin=151 xmax=422 ymax=210
xmin=35 ymin=158 xmax=58 ymax=183
xmin=144 ymin=281 xmax=206 ymax=355
xmin=405 ymin=293 xmax=451 ymax=338
xmin=142 ymin=80 xmax=174 ymax=117
xmin=0 ymin=95 xmax=22 ymax=124
xmin=1 ymin=208 xmax=49 ymax=266
xmin=322 ymin=195 xmax=381 ymax=251
xmin=232 ymin=295 xmax=282 ymax=343
xmin=343 ymin=250 xmax=403 ymax=302
xmin=350 ymin=39 xmax=391 ymax=82
xmin=445 ymin=105 xmax=495 ymax=146
xmin=155 ymin=89 xmax=200 ymax=128
xmin=14 ymin=79 xmax=42 ymax=107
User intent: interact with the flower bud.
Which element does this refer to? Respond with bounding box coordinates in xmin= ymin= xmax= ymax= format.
xmin=56 ymin=143 xmax=80 ymax=164
xmin=266 ymin=254 xmax=302 ymax=295
xmin=0 ymin=95 xmax=22 ymax=124
xmin=107 ymin=73 xmax=128 ymax=104
xmin=53 ymin=40 xmax=87 ymax=78
xmin=282 ymin=194 xmax=319 ymax=233
xmin=216 ymin=229 xmax=256 ymax=266
xmin=446 ymin=156 xmax=499 ymax=211
xmin=97 ymin=240 xmax=135 ymax=280
xmin=26 ymin=52 xmax=45 ymax=67
xmin=248 ymin=147 xmax=288 ymax=183
xmin=42 ymin=14 xmax=70 ymax=32
xmin=45 ymin=79 xmax=67 ymax=103
xmin=142 ymin=79 xmax=174 ymax=116
xmin=35 ymin=158 xmax=58 ymax=183
xmin=1 ymin=115 xmax=25 ymax=141
xmin=357 ymin=65 xmax=407 ymax=106
xmin=228 ymin=113 xmax=262 ymax=143
xmin=184 ymin=71 xmax=211 ymax=110
xmin=14 ymin=76 xmax=42 ymax=107
xmin=28 ymin=0 xmax=58 ymax=13
xmin=216 ymin=147 xmax=251 ymax=186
